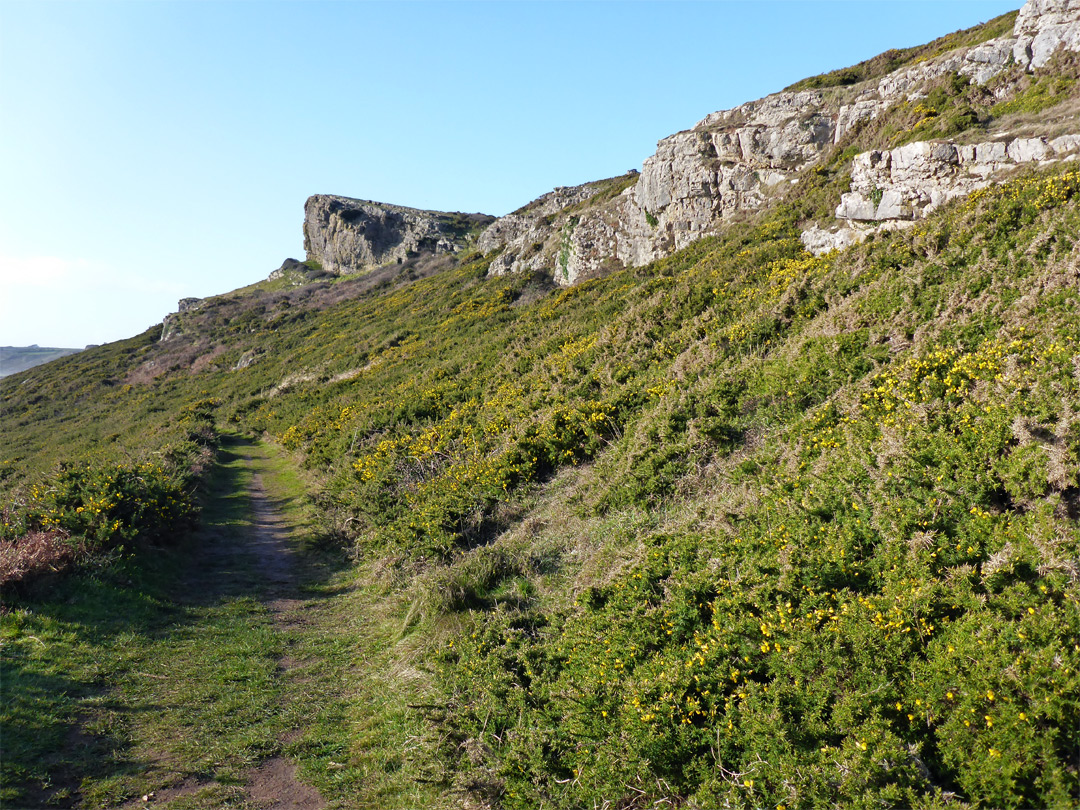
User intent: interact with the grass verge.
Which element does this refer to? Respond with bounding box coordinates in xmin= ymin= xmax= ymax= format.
xmin=0 ymin=433 xmax=426 ymax=809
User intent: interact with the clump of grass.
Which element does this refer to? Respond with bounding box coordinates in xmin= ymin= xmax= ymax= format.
xmin=993 ymin=72 xmax=1078 ymax=118
xmin=785 ymin=10 xmax=1018 ymax=93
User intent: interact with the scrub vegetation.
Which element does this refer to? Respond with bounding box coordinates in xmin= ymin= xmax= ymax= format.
xmin=2 ymin=16 xmax=1080 ymax=808
xmin=3 ymin=161 xmax=1077 ymax=809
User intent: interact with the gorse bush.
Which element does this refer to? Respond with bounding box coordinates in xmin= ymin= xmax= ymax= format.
xmin=1 ymin=397 xmax=218 ymax=583
xmin=185 ymin=164 xmax=1077 ymax=808
xmin=1 ymin=461 xmax=193 ymax=548
xmin=424 ymin=167 xmax=1080 ymax=809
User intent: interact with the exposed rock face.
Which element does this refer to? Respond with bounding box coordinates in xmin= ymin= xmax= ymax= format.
xmin=303 ymin=195 xmax=495 ymax=276
xmin=161 ymin=298 xmax=205 ymax=342
xmin=836 ymin=134 xmax=1080 ymax=223
xmin=800 ymin=220 xmax=916 ymax=255
xmin=477 ymin=181 xmax=616 ymax=279
xmin=269 ymin=258 xmax=307 ymax=279
xmin=268 ymin=257 xmax=333 ymax=284
xmin=634 ymin=94 xmax=831 ymax=238
xmin=474 ymin=0 xmax=1080 ymax=284
xmin=296 ymin=2 xmax=1077 ymax=284
xmin=233 ymin=349 xmax=259 ymax=370
xmin=1014 ymin=0 xmax=1080 ymax=68
xmin=481 ymin=91 xmax=835 ymax=286
xmin=804 ymin=133 xmax=1079 ymax=254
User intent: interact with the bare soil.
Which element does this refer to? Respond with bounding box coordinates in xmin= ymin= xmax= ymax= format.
xmin=247 ymin=758 xmax=324 ymax=810
xmin=241 ymin=468 xmax=327 ymax=810
xmin=122 ymin=462 xmax=329 ymax=810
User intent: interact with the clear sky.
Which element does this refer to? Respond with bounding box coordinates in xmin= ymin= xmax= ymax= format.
xmin=0 ymin=0 xmax=1020 ymax=348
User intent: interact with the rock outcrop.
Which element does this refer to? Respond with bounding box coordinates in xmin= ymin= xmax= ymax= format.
xmin=476 ymin=180 xmax=621 ymax=280
xmin=161 ymin=298 xmax=205 ymax=342
xmin=1013 ymin=0 xmax=1080 ymax=68
xmin=481 ymin=91 xmax=837 ymax=285
xmin=301 ymin=1 xmax=1079 ymax=285
xmin=269 ymin=258 xmax=307 ymax=279
xmin=475 ymin=0 xmax=1080 ymax=283
xmin=268 ymin=257 xmax=333 ymax=284
xmin=303 ymin=195 xmax=495 ymax=277
xmin=798 ymin=132 xmax=1080 ymax=255
xmin=836 ymin=134 xmax=1080 ymax=223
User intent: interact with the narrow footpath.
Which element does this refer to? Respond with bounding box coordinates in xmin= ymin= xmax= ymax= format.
xmin=115 ymin=435 xmax=334 ymax=810
xmin=4 ymin=434 xmax=447 ymax=810
xmin=236 ymin=466 xmax=325 ymax=810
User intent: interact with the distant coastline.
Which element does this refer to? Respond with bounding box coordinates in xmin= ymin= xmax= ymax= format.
xmin=0 ymin=345 xmax=83 ymax=378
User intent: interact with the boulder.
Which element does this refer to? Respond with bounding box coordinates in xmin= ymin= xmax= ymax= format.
xmin=800 ymin=224 xmax=868 ymax=254
xmin=1007 ymin=137 xmax=1051 ymax=162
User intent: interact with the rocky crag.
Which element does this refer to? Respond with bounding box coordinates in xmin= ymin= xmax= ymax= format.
xmin=303 ymin=0 xmax=1080 ymax=283
xmin=302 ymin=195 xmax=494 ymax=277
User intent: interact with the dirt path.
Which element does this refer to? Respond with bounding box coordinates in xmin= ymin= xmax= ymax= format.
xmin=8 ymin=436 xmax=355 ymax=810
xmin=134 ymin=459 xmax=330 ymax=810
xmin=239 ymin=466 xmax=326 ymax=810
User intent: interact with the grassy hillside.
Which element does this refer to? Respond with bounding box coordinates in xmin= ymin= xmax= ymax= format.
xmin=3 ymin=159 xmax=1078 ymax=808
xmin=5 ymin=6 xmax=1080 ymax=800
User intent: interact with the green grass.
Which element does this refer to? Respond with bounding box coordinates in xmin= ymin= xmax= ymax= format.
xmin=1 ymin=435 xmax=375 ymax=808
xmin=784 ymin=10 xmax=1018 ymax=93
xmin=222 ymin=438 xmax=463 ymax=809
xmin=993 ymin=73 xmax=1078 ymax=117
xmin=2 ymin=28 xmax=1080 ymax=806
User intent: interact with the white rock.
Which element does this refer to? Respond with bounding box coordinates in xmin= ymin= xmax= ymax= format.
xmin=1050 ymin=134 xmax=1080 ymax=154
xmin=475 ymin=0 xmax=1080 ymax=286
xmin=959 ymin=38 xmax=1017 ymax=85
xmin=835 ymin=100 xmax=886 ymax=144
xmin=875 ymin=190 xmax=909 ymax=220
xmin=838 ymin=132 xmax=1080 ymax=224
xmin=976 ymin=141 xmax=1009 ymax=164
xmin=837 ymin=193 xmax=879 ymax=221
xmin=800 ymin=224 xmax=868 ymax=255
xmin=1012 ymin=0 xmax=1080 ymax=69
xmin=1007 ymin=137 xmax=1050 ymax=162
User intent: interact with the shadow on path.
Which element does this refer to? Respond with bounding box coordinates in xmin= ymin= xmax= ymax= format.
xmin=2 ymin=432 xmax=339 ymax=809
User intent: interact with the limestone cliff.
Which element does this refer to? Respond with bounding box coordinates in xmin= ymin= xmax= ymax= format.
xmin=300 ymin=1 xmax=1079 ymax=285
xmin=837 ymin=135 xmax=1080 ymax=222
xmin=303 ymin=195 xmax=494 ymax=276
xmin=477 ymin=0 xmax=1080 ymax=282
xmin=1013 ymin=0 xmax=1080 ymax=68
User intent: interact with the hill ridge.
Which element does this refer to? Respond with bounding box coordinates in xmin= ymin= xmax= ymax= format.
xmin=302 ymin=0 xmax=1080 ymax=287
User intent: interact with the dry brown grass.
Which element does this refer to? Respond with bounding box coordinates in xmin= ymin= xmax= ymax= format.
xmin=0 ymin=530 xmax=80 ymax=590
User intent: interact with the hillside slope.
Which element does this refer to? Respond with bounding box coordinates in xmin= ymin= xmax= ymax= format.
xmin=2 ymin=2 xmax=1079 ymax=809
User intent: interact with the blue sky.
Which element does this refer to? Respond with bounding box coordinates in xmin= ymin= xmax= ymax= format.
xmin=1 ymin=0 xmax=1019 ymax=348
